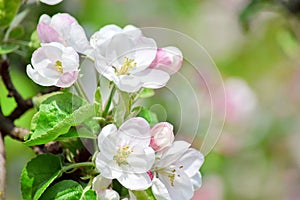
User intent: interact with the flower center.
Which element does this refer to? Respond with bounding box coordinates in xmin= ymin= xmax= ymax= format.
xmin=54 ymin=60 xmax=63 ymax=73
xmin=113 ymin=145 xmax=132 ymax=166
xmin=115 ymin=57 xmax=136 ymax=76
xmin=158 ymin=165 xmax=184 ymax=187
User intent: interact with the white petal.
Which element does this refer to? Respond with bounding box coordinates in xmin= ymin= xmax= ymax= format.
xmin=96 ymin=152 xmax=122 ymax=179
xmin=98 ymin=124 xmax=118 ymax=157
xmin=135 ymin=69 xmax=170 ymax=89
xmin=123 ymin=25 xmax=142 ymax=39
xmin=177 ymin=149 xmax=204 ymax=178
xmin=190 ymin=172 xmax=202 ymax=190
xmin=152 ymin=177 xmax=171 ymax=200
xmin=61 ymin=47 xmax=79 ymax=72
xmin=38 ymin=14 xmax=51 ymax=24
xmin=156 ymin=141 xmax=190 ymax=169
xmin=26 ymin=64 xmax=57 ymax=86
xmin=118 ymin=172 xmax=152 ymax=190
xmin=159 ymin=170 xmax=194 ymax=200
xmin=67 ymin=23 xmax=92 ymax=55
xmin=92 ymin=175 xmax=112 ymax=191
xmin=117 ymin=75 xmax=142 ymax=93
xmin=118 ymin=117 xmax=151 ymax=146
xmin=130 ymin=37 xmax=157 ymax=73
xmin=40 ymin=0 xmax=63 ymax=5
xmin=97 ymin=189 xmax=120 ymax=200
xmin=90 ymin=25 xmax=122 ymax=48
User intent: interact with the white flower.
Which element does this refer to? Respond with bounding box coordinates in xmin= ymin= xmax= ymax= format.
xmin=150 ymin=122 xmax=174 ymax=151
xmin=24 ymin=0 xmax=63 ymax=5
xmin=92 ymin=175 xmax=120 ymax=200
xmin=151 ymin=141 xmax=204 ymax=200
xmin=149 ymin=47 xmax=183 ymax=75
xmin=96 ymin=117 xmax=155 ymax=190
xmin=37 ymin=13 xmax=92 ymax=55
xmin=26 ymin=42 xmax=79 ymax=87
xmin=91 ymin=25 xmax=170 ymax=93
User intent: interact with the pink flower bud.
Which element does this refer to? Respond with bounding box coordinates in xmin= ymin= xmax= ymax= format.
xmin=149 ymin=47 xmax=183 ymax=75
xmin=150 ymin=122 xmax=174 ymax=151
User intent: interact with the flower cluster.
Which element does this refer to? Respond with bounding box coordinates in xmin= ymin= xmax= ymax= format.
xmin=94 ymin=118 xmax=204 ymax=200
xmin=27 ymin=13 xmax=182 ymax=92
xmin=27 ymin=12 xmax=204 ymax=200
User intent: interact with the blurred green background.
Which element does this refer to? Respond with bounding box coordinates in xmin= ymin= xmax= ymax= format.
xmin=2 ymin=0 xmax=300 ymax=199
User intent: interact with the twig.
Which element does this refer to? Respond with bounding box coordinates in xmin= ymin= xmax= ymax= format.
xmin=0 ymin=131 xmax=6 ymax=200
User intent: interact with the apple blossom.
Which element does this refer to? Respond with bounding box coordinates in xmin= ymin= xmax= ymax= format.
xmin=92 ymin=175 xmax=120 ymax=200
xmin=96 ymin=117 xmax=155 ymax=190
xmin=150 ymin=122 xmax=174 ymax=151
xmin=149 ymin=47 xmax=183 ymax=75
xmin=26 ymin=42 xmax=79 ymax=87
xmin=24 ymin=0 xmax=63 ymax=5
xmin=37 ymin=13 xmax=92 ymax=55
xmin=91 ymin=25 xmax=170 ymax=93
xmin=151 ymin=141 xmax=204 ymax=200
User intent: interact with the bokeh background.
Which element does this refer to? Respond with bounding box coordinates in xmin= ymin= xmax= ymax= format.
xmin=2 ymin=0 xmax=300 ymax=199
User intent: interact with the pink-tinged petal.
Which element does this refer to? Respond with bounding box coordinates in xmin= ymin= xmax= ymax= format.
xmin=50 ymin=13 xmax=76 ymax=32
xmin=118 ymin=172 xmax=152 ymax=190
xmin=159 ymin=170 xmax=194 ymax=200
xmin=37 ymin=22 xmax=61 ymax=43
xmin=117 ymin=75 xmax=142 ymax=93
xmin=135 ymin=69 xmax=170 ymax=89
xmin=150 ymin=122 xmax=174 ymax=151
xmin=26 ymin=64 xmax=57 ymax=86
xmin=40 ymin=0 xmax=63 ymax=5
xmin=176 ymin=148 xmax=204 ymax=178
xmin=149 ymin=47 xmax=183 ymax=75
xmin=152 ymin=177 xmax=171 ymax=200
xmin=56 ymin=71 xmax=78 ymax=87
xmin=118 ymin=117 xmax=151 ymax=146
xmin=156 ymin=141 xmax=190 ymax=168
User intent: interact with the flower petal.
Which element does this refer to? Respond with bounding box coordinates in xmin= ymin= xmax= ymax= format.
xmin=156 ymin=141 xmax=190 ymax=169
xmin=176 ymin=148 xmax=204 ymax=178
xmin=97 ymin=189 xmax=120 ymax=200
xmin=26 ymin=64 xmax=56 ymax=86
xmin=92 ymin=175 xmax=112 ymax=192
xmin=56 ymin=71 xmax=78 ymax=88
xmin=118 ymin=172 xmax=152 ymax=190
xmin=152 ymin=177 xmax=171 ymax=200
xmin=40 ymin=0 xmax=63 ymax=5
xmin=135 ymin=69 xmax=170 ymax=89
xmin=118 ymin=117 xmax=151 ymax=146
xmin=37 ymin=22 xmax=61 ymax=43
xmin=90 ymin=25 xmax=122 ymax=48
xmin=159 ymin=170 xmax=194 ymax=200
xmin=190 ymin=172 xmax=202 ymax=190
xmin=117 ymin=75 xmax=142 ymax=93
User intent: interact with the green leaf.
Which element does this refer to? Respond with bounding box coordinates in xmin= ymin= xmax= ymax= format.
xmin=132 ymin=189 xmax=156 ymax=200
xmin=40 ymin=180 xmax=83 ymax=200
xmin=56 ymin=126 xmax=97 ymax=140
xmin=0 ymin=44 xmax=19 ymax=55
xmin=29 ymin=30 xmax=40 ymax=49
xmin=0 ymin=0 xmax=21 ymax=29
xmin=94 ymin=86 xmax=102 ymax=116
xmin=20 ymin=154 xmax=62 ymax=200
xmin=80 ymin=189 xmax=97 ymax=200
xmin=25 ymin=92 xmax=96 ymax=146
xmin=8 ymin=26 xmax=24 ymax=39
xmin=139 ymin=88 xmax=155 ymax=99
xmin=32 ymin=91 xmax=63 ymax=108
xmin=136 ymin=107 xmax=159 ymax=126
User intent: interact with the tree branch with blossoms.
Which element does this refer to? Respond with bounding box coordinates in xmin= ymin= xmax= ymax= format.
xmin=0 ymin=0 xmax=207 ymax=200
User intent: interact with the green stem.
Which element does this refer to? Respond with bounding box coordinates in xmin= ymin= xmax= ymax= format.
xmin=102 ymin=85 xmax=116 ymax=118
xmin=74 ymin=81 xmax=89 ymax=102
xmin=62 ymin=162 xmax=94 ymax=173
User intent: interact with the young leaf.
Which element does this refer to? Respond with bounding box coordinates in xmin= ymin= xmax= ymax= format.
xmin=0 ymin=44 xmax=19 ymax=55
xmin=20 ymin=154 xmax=62 ymax=200
xmin=136 ymin=107 xmax=159 ymax=126
xmin=139 ymin=88 xmax=155 ymax=99
xmin=80 ymin=190 xmax=97 ymax=200
xmin=0 ymin=0 xmax=21 ymax=28
xmin=132 ymin=189 xmax=156 ymax=200
xmin=39 ymin=180 xmax=83 ymax=200
xmin=24 ymin=92 xmax=96 ymax=146
xmin=94 ymin=86 xmax=102 ymax=116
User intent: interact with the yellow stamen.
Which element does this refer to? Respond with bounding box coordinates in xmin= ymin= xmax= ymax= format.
xmin=115 ymin=57 xmax=136 ymax=76
xmin=113 ymin=145 xmax=132 ymax=166
xmin=54 ymin=60 xmax=63 ymax=73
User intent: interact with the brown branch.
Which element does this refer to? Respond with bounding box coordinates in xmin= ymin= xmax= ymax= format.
xmin=0 ymin=131 xmax=6 ymax=200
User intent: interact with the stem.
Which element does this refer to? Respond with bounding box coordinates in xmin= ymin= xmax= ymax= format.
xmin=74 ymin=81 xmax=89 ymax=102
xmin=102 ymin=85 xmax=116 ymax=118
xmin=0 ymin=132 xmax=6 ymax=200
xmin=62 ymin=162 xmax=94 ymax=173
